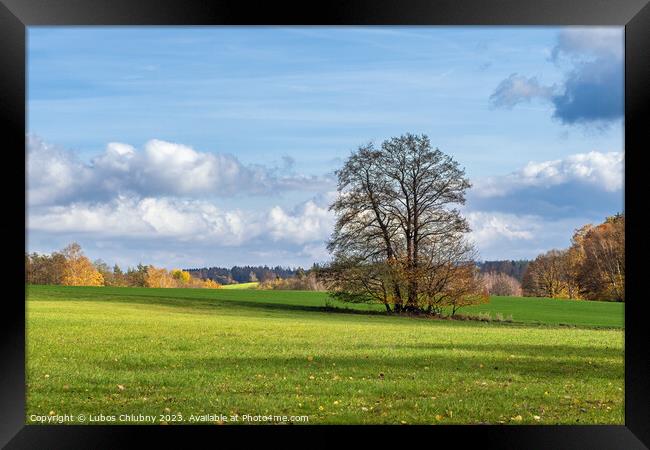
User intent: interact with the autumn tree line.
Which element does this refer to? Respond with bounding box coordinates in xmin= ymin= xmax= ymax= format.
xmin=186 ymin=265 xmax=302 ymax=285
xmin=522 ymin=214 xmax=625 ymax=302
xmin=25 ymin=243 xmax=220 ymax=289
xmin=468 ymin=215 xmax=624 ymax=302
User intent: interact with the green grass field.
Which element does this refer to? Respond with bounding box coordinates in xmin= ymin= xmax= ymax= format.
xmin=26 ymin=285 xmax=624 ymax=425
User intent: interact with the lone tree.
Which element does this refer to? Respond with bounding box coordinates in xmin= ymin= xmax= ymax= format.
xmin=322 ymin=133 xmax=486 ymax=314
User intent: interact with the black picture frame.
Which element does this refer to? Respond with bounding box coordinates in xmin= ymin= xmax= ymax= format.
xmin=2 ymin=0 xmax=648 ymax=448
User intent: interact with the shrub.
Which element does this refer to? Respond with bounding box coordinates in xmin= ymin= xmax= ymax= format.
xmin=477 ymin=312 xmax=492 ymax=322
xmin=202 ymin=279 xmax=222 ymax=289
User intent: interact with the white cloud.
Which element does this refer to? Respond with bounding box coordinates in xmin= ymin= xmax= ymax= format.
xmin=27 ymin=136 xmax=335 ymax=205
xmin=467 ymin=211 xmax=535 ymax=245
xmin=466 ymin=211 xmax=598 ymax=260
xmin=299 ymin=243 xmax=331 ymax=263
xmin=472 ymin=151 xmax=623 ymax=197
xmin=552 ymin=28 xmax=623 ymax=62
xmin=267 ymin=200 xmax=335 ymax=244
xmin=489 ymin=74 xmax=555 ymax=108
xmin=26 ymin=135 xmax=93 ymax=206
xmin=464 ymin=150 xmax=624 ymax=258
xmin=28 ymin=194 xmax=335 ymax=247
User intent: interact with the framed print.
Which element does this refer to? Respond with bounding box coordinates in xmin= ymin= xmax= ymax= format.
xmin=1 ymin=0 xmax=648 ymax=447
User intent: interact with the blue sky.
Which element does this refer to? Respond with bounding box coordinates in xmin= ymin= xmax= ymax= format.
xmin=26 ymin=26 xmax=624 ymax=269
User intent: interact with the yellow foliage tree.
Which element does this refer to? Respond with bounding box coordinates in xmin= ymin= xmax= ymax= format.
xmin=60 ymin=243 xmax=104 ymax=287
xmin=171 ymin=269 xmax=192 ymax=284
xmin=145 ymin=266 xmax=177 ymax=288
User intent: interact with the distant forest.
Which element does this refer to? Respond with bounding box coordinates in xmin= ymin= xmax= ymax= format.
xmin=185 ymin=265 xmax=304 ymax=285
xmin=186 ymin=261 xmax=530 ymax=285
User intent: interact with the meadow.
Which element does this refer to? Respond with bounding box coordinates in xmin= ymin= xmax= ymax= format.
xmin=26 ymin=285 xmax=624 ymax=425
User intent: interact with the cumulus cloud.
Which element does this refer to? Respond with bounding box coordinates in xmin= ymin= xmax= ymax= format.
xmin=489 ymin=74 xmax=554 ymax=109
xmin=469 ymin=151 xmax=623 ymax=219
xmin=26 ymin=136 xmax=93 ymax=206
xmin=467 ymin=211 xmax=535 ymax=244
xmin=27 ymin=136 xmax=335 ymax=206
xmin=28 ymin=194 xmax=336 ymax=246
xmin=474 ymin=151 xmax=623 ymax=196
xmin=489 ymin=27 xmax=623 ymax=125
xmin=466 ymin=211 xmax=596 ymax=260
xmin=268 ymin=200 xmax=335 ymax=245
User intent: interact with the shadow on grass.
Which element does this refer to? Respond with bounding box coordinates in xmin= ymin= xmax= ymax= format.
xmin=88 ymin=350 xmax=623 ymax=385
xmin=391 ymin=342 xmax=623 ymax=360
xmin=28 ymin=288 xmax=622 ymax=329
xmin=30 ymin=289 xmax=387 ymax=316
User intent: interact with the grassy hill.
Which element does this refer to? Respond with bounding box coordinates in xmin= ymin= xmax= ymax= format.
xmin=25 ymin=285 xmax=624 ymax=425
xmin=29 ymin=285 xmax=624 ymax=328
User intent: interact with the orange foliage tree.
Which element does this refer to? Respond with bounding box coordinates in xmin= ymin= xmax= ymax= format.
xmin=523 ymin=214 xmax=624 ymax=301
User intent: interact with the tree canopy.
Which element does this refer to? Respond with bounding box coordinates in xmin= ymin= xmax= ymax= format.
xmin=321 ymin=133 xmax=486 ymax=314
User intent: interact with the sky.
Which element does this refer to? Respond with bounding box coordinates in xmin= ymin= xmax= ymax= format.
xmin=26 ymin=26 xmax=624 ymax=269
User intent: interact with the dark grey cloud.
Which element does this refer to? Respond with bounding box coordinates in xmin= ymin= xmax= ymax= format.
xmin=550 ymin=57 xmax=623 ymax=125
xmin=469 ymin=182 xmax=623 ymax=220
xmin=489 ymin=28 xmax=623 ymax=126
